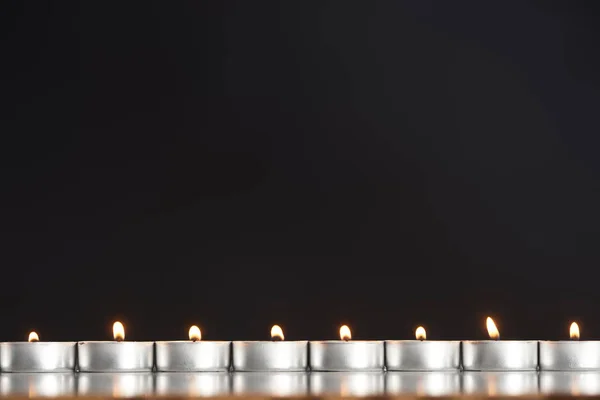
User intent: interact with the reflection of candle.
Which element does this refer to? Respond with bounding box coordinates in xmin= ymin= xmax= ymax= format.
xmin=0 ymin=331 xmax=76 ymax=372
xmin=233 ymin=325 xmax=308 ymax=371
xmin=155 ymin=325 xmax=230 ymax=371
xmin=462 ymin=317 xmax=538 ymax=371
xmin=0 ymin=373 xmax=76 ymax=396
xmin=462 ymin=371 xmax=539 ymax=395
xmin=540 ymin=321 xmax=600 ymax=370
xmin=386 ymin=326 xmax=460 ymax=371
xmin=77 ymin=321 xmax=153 ymax=372
xmin=77 ymin=373 xmax=154 ymax=397
xmin=233 ymin=372 xmax=309 ymax=396
xmin=156 ymin=372 xmax=231 ymax=396
xmin=309 ymin=325 xmax=384 ymax=371
xmin=309 ymin=372 xmax=385 ymax=396
xmin=386 ymin=371 xmax=461 ymax=396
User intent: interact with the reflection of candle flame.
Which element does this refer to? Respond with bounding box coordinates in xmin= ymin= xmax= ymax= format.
xmin=415 ymin=326 xmax=426 ymax=340
xmin=189 ymin=325 xmax=201 ymax=342
xmin=488 ymin=374 xmax=497 ymax=396
xmin=28 ymin=331 xmax=39 ymax=342
xmin=270 ymin=325 xmax=284 ymax=341
xmin=570 ymin=322 xmax=580 ymax=340
xmin=339 ymin=325 xmax=351 ymax=341
xmin=486 ymin=317 xmax=499 ymax=340
xmin=113 ymin=321 xmax=125 ymax=341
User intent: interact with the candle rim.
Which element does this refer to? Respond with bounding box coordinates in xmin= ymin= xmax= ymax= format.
xmin=77 ymin=340 xmax=154 ymax=344
xmin=232 ymin=340 xmax=308 ymax=344
xmin=384 ymin=339 xmax=461 ymax=343
xmin=308 ymin=340 xmax=384 ymax=343
xmin=155 ymin=340 xmax=231 ymax=344
xmin=0 ymin=341 xmax=77 ymax=345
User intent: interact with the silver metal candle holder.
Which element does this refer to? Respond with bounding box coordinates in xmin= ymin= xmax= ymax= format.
xmin=385 ymin=340 xmax=460 ymax=371
xmin=0 ymin=341 xmax=76 ymax=372
xmin=540 ymin=341 xmax=600 ymax=370
xmin=462 ymin=341 xmax=538 ymax=371
xmin=155 ymin=341 xmax=231 ymax=372
xmin=232 ymin=341 xmax=308 ymax=371
xmin=77 ymin=341 xmax=154 ymax=372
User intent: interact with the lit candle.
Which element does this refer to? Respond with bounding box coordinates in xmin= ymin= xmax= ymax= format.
xmin=232 ymin=325 xmax=308 ymax=371
xmin=540 ymin=321 xmax=600 ymax=370
xmin=77 ymin=321 xmax=154 ymax=372
xmin=0 ymin=331 xmax=76 ymax=372
xmin=309 ymin=325 xmax=384 ymax=371
xmin=386 ymin=326 xmax=460 ymax=370
xmin=155 ymin=325 xmax=230 ymax=371
xmin=462 ymin=317 xmax=538 ymax=371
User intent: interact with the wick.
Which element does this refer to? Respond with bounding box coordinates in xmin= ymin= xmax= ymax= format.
xmin=271 ymin=337 xmax=283 ymax=342
xmin=191 ymin=338 xmax=198 ymax=342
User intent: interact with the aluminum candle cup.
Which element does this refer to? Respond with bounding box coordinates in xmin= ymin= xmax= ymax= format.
xmin=462 ymin=371 xmax=540 ymax=395
xmin=0 ymin=332 xmax=76 ymax=372
xmin=233 ymin=372 xmax=309 ymax=396
xmin=155 ymin=373 xmax=231 ymax=396
xmin=386 ymin=328 xmax=460 ymax=370
xmin=539 ymin=322 xmax=600 ymax=370
xmin=77 ymin=373 xmax=154 ymax=397
xmin=309 ymin=325 xmax=384 ymax=371
xmin=155 ymin=325 xmax=231 ymax=371
xmin=309 ymin=372 xmax=385 ymax=396
xmin=232 ymin=325 xmax=308 ymax=371
xmin=0 ymin=373 xmax=76 ymax=397
xmin=386 ymin=372 xmax=461 ymax=396
xmin=540 ymin=372 xmax=600 ymax=395
xmin=77 ymin=321 xmax=154 ymax=372
xmin=462 ymin=317 xmax=538 ymax=371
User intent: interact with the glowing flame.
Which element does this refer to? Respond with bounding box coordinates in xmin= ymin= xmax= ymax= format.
xmin=570 ymin=322 xmax=580 ymax=340
xmin=270 ymin=325 xmax=284 ymax=341
xmin=113 ymin=321 xmax=125 ymax=342
xmin=28 ymin=331 xmax=39 ymax=342
xmin=189 ymin=325 xmax=201 ymax=342
xmin=486 ymin=317 xmax=499 ymax=340
xmin=415 ymin=326 xmax=426 ymax=340
xmin=339 ymin=325 xmax=351 ymax=341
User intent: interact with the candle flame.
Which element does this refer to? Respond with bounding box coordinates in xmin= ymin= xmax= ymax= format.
xmin=340 ymin=325 xmax=351 ymax=341
xmin=415 ymin=326 xmax=426 ymax=340
xmin=189 ymin=325 xmax=201 ymax=342
xmin=570 ymin=322 xmax=580 ymax=340
xmin=486 ymin=317 xmax=499 ymax=340
xmin=270 ymin=325 xmax=284 ymax=341
xmin=28 ymin=331 xmax=39 ymax=342
xmin=113 ymin=321 xmax=125 ymax=341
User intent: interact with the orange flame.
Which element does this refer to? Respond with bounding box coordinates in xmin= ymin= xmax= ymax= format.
xmin=486 ymin=317 xmax=499 ymax=340
xmin=270 ymin=325 xmax=284 ymax=341
xmin=570 ymin=322 xmax=580 ymax=340
xmin=189 ymin=325 xmax=201 ymax=341
xmin=415 ymin=326 xmax=426 ymax=340
xmin=339 ymin=325 xmax=351 ymax=341
xmin=113 ymin=321 xmax=125 ymax=341
xmin=28 ymin=331 xmax=39 ymax=342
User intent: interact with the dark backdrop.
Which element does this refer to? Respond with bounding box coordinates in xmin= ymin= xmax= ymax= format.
xmin=1 ymin=1 xmax=600 ymax=341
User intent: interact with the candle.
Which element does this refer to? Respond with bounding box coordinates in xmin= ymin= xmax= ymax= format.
xmin=77 ymin=373 xmax=154 ymax=397
xmin=232 ymin=325 xmax=307 ymax=371
xmin=0 ymin=373 xmax=76 ymax=397
xmin=540 ymin=371 xmax=600 ymax=395
xmin=540 ymin=321 xmax=600 ymax=370
xmin=386 ymin=372 xmax=461 ymax=396
xmin=77 ymin=321 xmax=154 ymax=372
xmin=462 ymin=371 xmax=540 ymax=395
xmin=309 ymin=325 xmax=384 ymax=371
xmin=386 ymin=326 xmax=460 ymax=371
xmin=309 ymin=372 xmax=385 ymax=396
xmin=0 ymin=331 xmax=76 ymax=372
xmin=233 ymin=372 xmax=309 ymax=396
xmin=156 ymin=373 xmax=231 ymax=396
xmin=155 ymin=325 xmax=230 ymax=371
xmin=462 ymin=317 xmax=538 ymax=371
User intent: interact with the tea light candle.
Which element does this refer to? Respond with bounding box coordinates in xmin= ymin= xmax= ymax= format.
xmin=0 ymin=331 xmax=76 ymax=372
xmin=155 ymin=372 xmax=231 ymax=396
xmin=462 ymin=317 xmax=538 ymax=371
xmin=232 ymin=325 xmax=308 ymax=371
xmin=155 ymin=325 xmax=231 ymax=371
xmin=77 ymin=373 xmax=154 ymax=397
xmin=309 ymin=372 xmax=385 ymax=396
xmin=540 ymin=322 xmax=600 ymax=370
xmin=0 ymin=373 xmax=76 ymax=397
xmin=310 ymin=325 xmax=384 ymax=371
xmin=540 ymin=371 xmax=600 ymax=395
xmin=77 ymin=321 xmax=154 ymax=372
xmin=462 ymin=371 xmax=540 ymax=395
xmin=233 ymin=372 xmax=309 ymax=396
xmin=386 ymin=326 xmax=460 ymax=371
xmin=386 ymin=372 xmax=461 ymax=396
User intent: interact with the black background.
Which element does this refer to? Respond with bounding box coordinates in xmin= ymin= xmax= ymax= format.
xmin=1 ymin=1 xmax=600 ymax=342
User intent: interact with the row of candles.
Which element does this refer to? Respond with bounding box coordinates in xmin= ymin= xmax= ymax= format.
xmin=0 ymin=317 xmax=596 ymax=373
